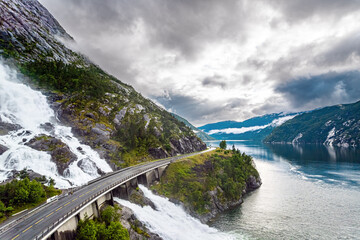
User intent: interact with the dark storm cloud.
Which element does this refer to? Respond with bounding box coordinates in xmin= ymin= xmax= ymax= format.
xmin=266 ymin=0 xmax=360 ymax=23
xmin=202 ymin=75 xmax=227 ymax=89
xmin=276 ymin=71 xmax=360 ymax=109
xmin=155 ymin=93 xmax=251 ymax=125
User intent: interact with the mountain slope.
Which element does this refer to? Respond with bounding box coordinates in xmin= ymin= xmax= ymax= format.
xmin=199 ymin=113 xmax=298 ymax=140
xmin=0 ymin=0 xmax=206 ymax=180
xmin=264 ymin=101 xmax=360 ymax=147
xmin=171 ymin=113 xmax=216 ymax=141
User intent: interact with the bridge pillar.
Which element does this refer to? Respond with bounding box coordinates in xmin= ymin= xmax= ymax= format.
xmin=137 ymin=173 xmax=148 ymax=186
xmin=158 ymin=165 xmax=167 ymax=178
xmin=112 ymin=183 xmax=129 ymax=199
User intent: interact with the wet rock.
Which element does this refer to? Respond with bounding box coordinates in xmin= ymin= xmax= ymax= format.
xmin=0 ymin=120 xmax=21 ymax=135
xmin=40 ymin=122 xmax=55 ymax=133
xmin=26 ymin=135 xmax=77 ymax=175
xmin=77 ymin=158 xmax=105 ymax=175
xmin=116 ymin=204 xmax=163 ymax=240
xmin=0 ymin=144 xmax=9 ymax=155
xmin=128 ymin=188 xmax=156 ymax=209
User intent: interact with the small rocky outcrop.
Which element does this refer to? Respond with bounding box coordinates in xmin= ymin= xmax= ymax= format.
xmin=26 ymin=134 xmax=77 ymax=175
xmin=0 ymin=144 xmax=9 ymax=155
xmin=170 ymin=136 xmax=207 ymax=155
xmin=151 ymin=150 xmax=261 ymax=223
xmin=128 ymin=188 xmax=156 ymax=209
xmin=0 ymin=120 xmax=20 ymax=135
xmin=117 ymin=204 xmax=162 ymax=240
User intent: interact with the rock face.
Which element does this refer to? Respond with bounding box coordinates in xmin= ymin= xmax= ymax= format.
xmin=151 ymin=151 xmax=262 ymax=223
xmin=0 ymin=0 xmax=207 ymax=171
xmin=265 ymin=100 xmax=360 ymax=147
xmin=26 ymin=134 xmax=77 ymax=175
xmin=116 ymin=204 xmax=162 ymax=240
xmin=0 ymin=144 xmax=8 ymax=155
xmin=0 ymin=118 xmax=21 ymax=135
xmin=186 ymin=174 xmax=261 ymax=223
xmin=0 ymin=0 xmax=75 ymax=62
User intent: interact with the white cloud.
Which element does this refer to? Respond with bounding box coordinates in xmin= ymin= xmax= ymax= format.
xmin=39 ymin=0 xmax=360 ymax=125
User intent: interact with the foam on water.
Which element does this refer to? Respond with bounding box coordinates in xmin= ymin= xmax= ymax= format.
xmin=0 ymin=62 xmax=112 ymax=188
xmin=114 ymin=185 xmax=237 ymax=240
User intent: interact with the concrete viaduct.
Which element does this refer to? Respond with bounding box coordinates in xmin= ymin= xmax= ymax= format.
xmin=0 ymin=149 xmax=211 ymax=240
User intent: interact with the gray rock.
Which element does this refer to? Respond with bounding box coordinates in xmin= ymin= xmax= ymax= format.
xmin=26 ymin=135 xmax=77 ymax=175
xmin=114 ymin=107 xmax=127 ymax=126
xmin=0 ymin=120 xmax=21 ymax=135
xmin=0 ymin=144 xmax=9 ymax=155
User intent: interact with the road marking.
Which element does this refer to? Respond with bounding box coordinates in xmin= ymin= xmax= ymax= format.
xmin=23 ymin=225 xmax=32 ymax=233
xmin=64 ymin=202 xmax=70 ymax=206
xmin=86 ymin=191 xmax=91 ymax=194
xmin=72 ymin=198 xmax=78 ymax=202
xmin=46 ymin=212 xmax=54 ymax=218
xmin=56 ymin=207 xmax=62 ymax=212
xmin=11 ymin=235 xmax=19 ymax=240
xmin=79 ymin=194 xmax=85 ymax=197
xmin=35 ymin=218 xmax=44 ymax=224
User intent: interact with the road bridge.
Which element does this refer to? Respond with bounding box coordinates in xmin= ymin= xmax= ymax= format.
xmin=0 ymin=149 xmax=212 ymax=240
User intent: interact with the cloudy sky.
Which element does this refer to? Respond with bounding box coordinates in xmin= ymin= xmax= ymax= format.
xmin=39 ymin=0 xmax=360 ymax=126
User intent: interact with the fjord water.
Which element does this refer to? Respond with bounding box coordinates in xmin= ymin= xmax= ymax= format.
xmin=0 ymin=62 xmax=112 ymax=188
xmin=206 ymin=140 xmax=360 ymax=239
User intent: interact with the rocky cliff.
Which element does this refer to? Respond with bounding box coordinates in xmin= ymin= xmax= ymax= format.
xmin=0 ymin=0 xmax=206 ymax=175
xmin=265 ymin=100 xmax=360 ymax=147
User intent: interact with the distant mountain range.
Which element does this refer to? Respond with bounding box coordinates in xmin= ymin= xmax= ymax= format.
xmin=171 ymin=113 xmax=216 ymax=141
xmin=264 ymin=100 xmax=360 ymax=147
xmin=199 ymin=112 xmax=298 ymax=141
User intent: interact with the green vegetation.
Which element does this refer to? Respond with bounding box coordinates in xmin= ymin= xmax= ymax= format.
xmin=76 ymin=205 xmax=129 ymax=240
xmin=20 ymin=60 xmax=114 ymax=98
xmin=0 ymin=177 xmax=61 ymax=222
xmin=152 ymin=149 xmax=260 ymax=214
xmin=219 ymin=140 xmax=227 ymax=149
xmin=265 ymin=100 xmax=360 ymax=144
xmin=171 ymin=113 xmax=216 ymax=141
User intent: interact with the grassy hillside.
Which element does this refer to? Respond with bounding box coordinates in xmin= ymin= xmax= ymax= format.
xmin=265 ymin=101 xmax=360 ymax=146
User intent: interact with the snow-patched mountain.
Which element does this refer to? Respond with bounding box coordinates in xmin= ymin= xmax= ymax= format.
xmin=199 ymin=112 xmax=298 ymax=140
xmin=265 ymin=100 xmax=360 ymax=147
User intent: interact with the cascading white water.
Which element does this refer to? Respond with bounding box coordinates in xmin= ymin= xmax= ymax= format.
xmin=114 ymin=185 xmax=237 ymax=240
xmin=0 ymin=61 xmax=112 ymax=188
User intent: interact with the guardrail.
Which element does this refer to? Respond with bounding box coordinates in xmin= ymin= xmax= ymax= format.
xmin=35 ymin=160 xmax=173 ymax=240
xmin=0 ymin=149 xmax=209 ymax=240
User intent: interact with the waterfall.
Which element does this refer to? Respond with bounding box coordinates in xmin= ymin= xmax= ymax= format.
xmin=0 ymin=61 xmax=112 ymax=188
xmin=114 ymin=185 xmax=237 ymax=240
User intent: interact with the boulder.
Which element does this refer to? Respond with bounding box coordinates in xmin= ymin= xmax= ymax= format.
xmin=0 ymin=144 xmax=9 ymax=155
xmin=26 ymin=135 xmax=77 ymax=175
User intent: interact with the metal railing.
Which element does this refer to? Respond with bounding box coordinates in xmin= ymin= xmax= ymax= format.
xmin=34 ymin=161 xmax=172 ymax=240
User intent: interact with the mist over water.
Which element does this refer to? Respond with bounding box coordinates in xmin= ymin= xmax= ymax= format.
xmin=115 ymin=185 xmax=237 ymax=240
xmin=0 ymin=62 xmax=112 ymax=188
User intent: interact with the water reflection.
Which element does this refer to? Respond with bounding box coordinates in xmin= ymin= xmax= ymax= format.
xmin=206 ymin=140 xmax=360 ymax=187
xmin=206 ymin=140 xmax=360 ymax=239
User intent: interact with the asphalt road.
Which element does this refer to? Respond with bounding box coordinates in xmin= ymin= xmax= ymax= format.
xmin=0 ymin=149 xmax=212 ymax=240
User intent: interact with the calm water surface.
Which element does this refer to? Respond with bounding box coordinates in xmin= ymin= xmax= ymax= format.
xmin=206 ymin=141 xmax=360 ymax=240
